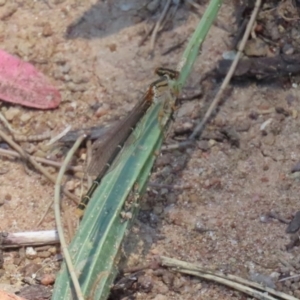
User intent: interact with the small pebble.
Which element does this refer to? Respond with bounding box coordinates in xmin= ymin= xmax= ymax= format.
xmin=147 ymin=0 xmax=160 ymax=12
xmin=18 ymin=285 xmax=52 ymax=300
xmin=294 ymin=290 xmax=300 ymax=298
xmin=42 ymin=23 xmax=53 ymax=37
xmin=236 ymin=120 xmax=250 ymax=132
xmin=208 ymin=139 xmax=216 ymax=147
xmin=107 ymin=43 xmax=117 ymax=52
xmin=20 ymin=113 xmax=32 ymax=123
xmin=48 ymin=247 xmax=58 ymax=255
xmin=137 ymin=275 xmax=153 ymax=292
xmin=292 ymin=109 xmax=298 ymax=119
xmin=0 ymin=0 xmax=6 ymax=6
xmin=286 ymin=211 xmax=300 ymax=234
xmin=194 ymin=220 xmax=209 ymax=233
xmin=0 ymin=3 xmax=17 ymax=20
xmin=4 ymin=107 xmax=20 ymax=121
xmin=244 ymin=37 xmax=269 ymax=56
xmin=33 ymin=149 xmax=47 ymax=158
xmin=4 ymin=263 xmax=16 ymax=273
xmin=153 ymin=295 xmax=168 ymax=300
xmin=40 ymin=274 xmax=55 ymax=286
xmin=165 ymin=193 xmax=176 ymax=204
xmin=260 ymin=214 xmax=271 ymax=223
xmin=95 ymin=104 xmax=109 ymax=118
xmin=291 ymin=282 xmax=300 ymax=291
xmin=177 ymin=102 xmax=197 ymax=118
xmin=263 ymin=133 xmax=275 ymax=145
xmin=38 ymin=251 xmax=51 ymax=259
xmin=188 ymin=194 xmax=199 ymax=203
xmin=197 ymin=140 xmax=210 ymax=151
xmin=153 ymin=204 xmax=163 ymax=215
xmin=173 ymin=275 xmax=186 ymax=291
xmin=60 ymin=63 xmax=70 ymax=74
xmin=25 ymin=247 xmax=37 ymax=260
xmin=67 ymin=82 xmax=87 ymax=92
xmin=282 ymin=43 xmax=294 ymax=55
xmin=20 ymin=263 xmax=41 ymax=277
xmin=291 ymin=162 xmax=300 ymax=173
xmin=71 ymin=73 xmax=89 ymax=84
xmin=260 ymin=118 xmax=273 ymax=131
xmin=13 ymin=257 xmax=22 ymax=265
xmin=22 ymin=276 xmax=36 ymax=285
xmin=162 ymin=271 xmax=174 ymax=286
xmin=270 ymin=272 xmax=280 ymax=280
xmin=65 ymin=180 xmax=76 ymax=191
xmin=154 ymin=282 xmax=169 ymax=294
xmin=160 ymin=188 xmax=169 ymax=196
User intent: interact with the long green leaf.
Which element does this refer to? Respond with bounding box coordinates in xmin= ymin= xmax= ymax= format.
xmin=52 ymin=98 xmax=171 ymax=299
xmin=177 ymin=0 xmax=223 ymax=90
xmin=52 ymin=1 xmax=223 ymax=299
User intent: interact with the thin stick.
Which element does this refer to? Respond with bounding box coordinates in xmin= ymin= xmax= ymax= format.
xmin=65 ymin=208 xmax=75 ymax=242
xmin=1 ymin=230 xmax=59 ymax=248
xmin=86 ymin=139 xmax=92 ymax=188
xmin=0 ymin=129 xmax=79 ymax=203
xmin=150 ymin=0 xmax=172 ymax=53
xmin=186 ymin=0 xmax=202 ymax=10
xmin=47 ymin=125 xmax=71 ymax=146
xmin=162 ymin=0 xmax=261 ymax=152
xmin=148 ymin=182 xmax=192 ymax=190
xmin=188 ymin=0 xmax=262 ymax=140
xmin=0 ymin=148 xmax=82 ymax=172
xmin=36 ymin=200 xmax=54 ymax=227
xmin=54 ymin=134 xmax=86 ymax=300
xmin=139 ymin=22 xmax=155 ymax=46
xmin=160 ymin=256 xmax=297 ymax=300
xmin=13 ymin=132 xmax=51 ymax=142
xmin=279 ymin=273 xmax=300 ymax=282
xmin=0 ymin=111 xmax=18 ymax=133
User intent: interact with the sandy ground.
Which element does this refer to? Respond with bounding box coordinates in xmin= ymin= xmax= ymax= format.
xmin=0 ymin=0 xmax=300 ymax=299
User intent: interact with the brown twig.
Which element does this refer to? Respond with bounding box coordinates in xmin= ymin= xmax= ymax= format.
xmin=162 ymin=0 xmax=262 ymax=151
xmin=65 ymin=208 xmax=75 ymax=242
xmin=13 ymin=132 xmax=51 ymax=142
xmin=1 ymin=230 xmax=59 ymax=248
xmin=138 ymin=22 xmax=155 ymax=46
xmin=162 ymin=39 xmax=186 ymax=56
xmin=54 ymin=134 xmax=86 ymax=300
xmin=0 ymin=148 xmax=82 ymax=172
xmin=185 ymin=0 xmax=202 ymax=10
xmin=160 ymin=255 xmax=297 ymax=300
xmin=0 ymin=128 xmax=79 ymax=204
xmin=0 ymin=111 xmax=19 ymax=134
xmin=148 ymin=182 xmax=192 ymax=190
xmin=36 ymin=200 xmax=55 ymax=227
xmin=150 ymin=0 xmax=172 ymax=53
xmin=277 ymin=0 xmax=299 ymax=21
xmin=86 ymin=139 xmax=92 ymax=188
xmin=189 ymin=0 xmax=262 ymax=140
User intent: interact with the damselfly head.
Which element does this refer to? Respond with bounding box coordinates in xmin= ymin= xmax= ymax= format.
xmin=155 ymin=67 xmax=179 ymax=80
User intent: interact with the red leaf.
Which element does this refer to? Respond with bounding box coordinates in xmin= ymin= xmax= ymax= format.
xmin=0 ymin=49 xmax=61 ymax=109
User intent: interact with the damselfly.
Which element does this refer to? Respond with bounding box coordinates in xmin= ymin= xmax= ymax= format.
xmin=76 ymin=68 xmax=178 ymax=217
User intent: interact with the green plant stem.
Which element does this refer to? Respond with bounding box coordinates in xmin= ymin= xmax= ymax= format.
xmin=54 ymin=134 xmax=86 ymax=300
xmin=177 ymin=0 xmax=223 ymax=91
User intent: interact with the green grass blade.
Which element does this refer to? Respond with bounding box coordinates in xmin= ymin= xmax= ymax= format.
xmin=177 ymin=0 xmax=223 ymax=91
xmin=52 ymin=99 xmax=171 ymax=300
xmin=52 ymin=1 xmax=223 ymax=299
